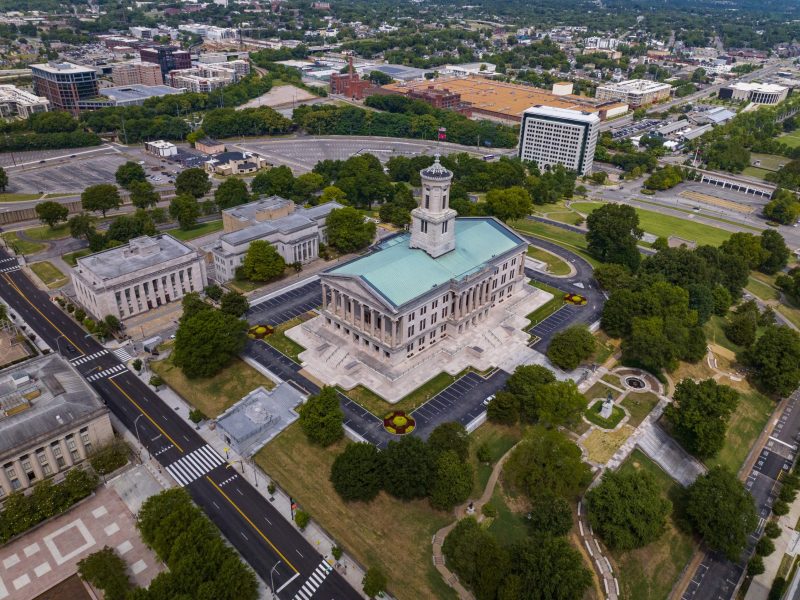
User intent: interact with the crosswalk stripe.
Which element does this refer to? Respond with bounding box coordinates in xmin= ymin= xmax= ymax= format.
xmin=197 ymin=445 xmax=224 ymax=467
xmin=293 ymin=561 xmax=332 ymax=600
xmin=167 ymin=465 xmax=190 ymax=486
xmin=295 ymin=589 xmax=309 ymax=600
xmin=309 ymin=572 xmax=322 ymax=586
xmin=165 ymin=445 xmax=224 ymax=487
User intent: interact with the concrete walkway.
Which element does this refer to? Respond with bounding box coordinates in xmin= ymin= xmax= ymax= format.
xmin=431 ymin=443 xmax=520 ymax=600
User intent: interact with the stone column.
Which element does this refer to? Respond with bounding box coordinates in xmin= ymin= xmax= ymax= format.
xmin=27 ymin=454 xmax=44 ymax=482
xmin=12 ymin=459 xmax=28 ymax=490
xmin=371 ymin=309 xmax=378 ymax=339
xmin=59 ymin=439 xmax=74 ymax=468
xmin=0 ymin=464 xmax=12 ymax=495
xmin=44 ymin=445 xmax=59 ymax=474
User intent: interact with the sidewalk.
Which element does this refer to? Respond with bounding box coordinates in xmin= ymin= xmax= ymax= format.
xmin=130 ymin=364 xmax=370 ymax=599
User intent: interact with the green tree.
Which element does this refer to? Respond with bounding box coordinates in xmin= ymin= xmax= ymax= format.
xmin=81 ymin=184 xmax=121 ymax=217
xmin=427 ymin=422 xmax=470 ymax=462
xmin=504 ymin=426 xmax=591 ymax=500
xmin=239 ymin=240 xmax=286 ymax=281
xmin=326 ymin=207 xmax=376 ymax=253
xmin=330 ymin=442 xmax=385 ymax=502
xmin=175 ymin=167 xmax=211 ymax=198
xmin=383 ymin=436 xmax=433 ymax=500
xmin=220 ymin=291 xmax=249 ymax=317
xmin=172 ymin=309 xmax=248 ymax=378
xmin=129 ymin=180 xmax=160 ymax=209
xmin=528 ymin=491 xmax=574 ymax=537
xmin=320 ymin=185 xmax=347 ymax=204
xmin=298 ymin=386 xmax=343 ymax=446
xmin=743 ymin=325 xmax=800 ymax=396
xmin=251 ymin=165 xmax=295 ymax=197
xmin=78 ymin=547 xmax=131 ymax=600
xmin=442 ymin=517 xmax=509 ymax=600
xmin=35 ymin=200 xmax=68 ymax=228
xmin=485 ymin=186 xmax=532 ymax=221
xmin=429 ymin=450 xmax=474 ymax=511
xmin=205 ymin=284 xmax=224 ymax=302
xmin=169 ymin=194 xmax=200 ymax=230
xmin=586 ymin=203 xmax=643 ymax=271
xmin=725 ymin=301 xmax=758 ymax=347
xmin=362 ymin=567 xmax=388 ymax=599
xmin=586 ymin=470 xmax=671 ymax=550
xmin=214 ymin=177 xmax=251 ymax=210
xmin=685 ymin=467 xmax=758 ymax=560
xmin=760 ymin=229 xmax=791 ymax=275
xmin=510 ymin=535 xmax=592 ymax=600
xmin=68 ymin=212 xmax=95 ymax=240
xmin=487 ymin=390 xmax=519 ymax=425
xmin=0 ymin=166 xmax=8 ymax=192
xmin=115 ymin=161 xmax=146 ymax=189
xmin=546 ymin=325 xmax=596 ymax=370
xmin=367 ymin=70 xmax=393 ymax=84
xmin=763 ymin=189 xmax=800 ymax=225
xmin=292 ymin=172 xmax=325 ymax=203
xmin=720 ymin=232 xmax=768 ymax=270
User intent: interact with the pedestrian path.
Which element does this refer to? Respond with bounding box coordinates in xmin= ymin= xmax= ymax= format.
xmin=292 ymin=560 xmax=333 ymax=600
xmin=71 ymin=349 xmax=108 ymax=365
xmin=112 ymin=346 xmax=135 ymax=362
xmin=165 ymin=445 xmax=225 ymax=487
xmin=86 ymin=363 xmax=127 ymax=382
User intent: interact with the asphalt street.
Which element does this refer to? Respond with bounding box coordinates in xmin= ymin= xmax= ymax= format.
xmin=682 ymin=389 xmax=800 ymax=600
xmin=0 ymin=250 xmax=360 ymax=600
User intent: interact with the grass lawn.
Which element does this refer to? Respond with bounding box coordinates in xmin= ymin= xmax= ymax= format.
xmin=742 ymin=166 xmax=772 ymax=180
xmin=602 ymin=374 xmax=621 ymax=388
xmin=526 ymin=245 xmax=572 ymax=276
xmin=228 ymin=278 xmax=264 ymax=293
xmin=777 ymin=304 xmax=800 ymax=330
xmin=486 ymin=483 xmax=529 ymax=545
xmin=593 ymin=331 xmax=618 ymax=366
xmin=150 ymin=356 xmax=275 ymax=418
xmin=703 ymin=315 xmax=744 ymax=355
xmin=585 ymin=400 xmax=625 ymax=429
xmin=29 ymin=261 xmax=68 ymax=288
xmin=262 ymin=314 xmax=313 ymax=362
xmin=570 ymin=202 xmax=732 ymax=247
xmin=62 ymin=249 xmax=91 ymax=267
xmin=2 ymin=232 xmax=45 ymax=255
xmin=621 ymin=391 xmax=660 ymax=428
xmin=536 ymin=210 xmax=583 ymax=226
xmin=526 ymin=280 xmax=566 ymax=328
xmin=469 ymin=422 xmax=522 ymax=496
xmin=779 ymin=132 xmax=800 ymax=148
xmin=166 ymin=220 xmax=223 ymax=241
xmin=511 ymin=219 xmax=601 ymax=268
xmin=613 ymin=450 xmax=696 ymax=600
xmin=583 ymin=425 xmax=633 ymax=464
xmin=256 ymin=423 xmax=457 ymax=600
xmin=24 ymin=223 xmax=70 ymax=242
xmin=0 ymin=192 xmax=41 ymax=202
xmin=746 ymin=276 xmax=780 ymax=301
xmin=584 ymin=381 xmax=620 ymax=402
xmin=750 ymin=153 xmax=788 ymax=171
xmin=708 ymin=390 xmax=774 ymax=474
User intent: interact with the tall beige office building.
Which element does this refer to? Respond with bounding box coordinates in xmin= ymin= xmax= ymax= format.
xmin=112 ymin=62 xmax=164 ymax=86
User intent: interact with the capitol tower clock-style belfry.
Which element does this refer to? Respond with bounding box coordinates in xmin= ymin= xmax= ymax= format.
xmin=409 ymin=155 xmax=457 ymax=258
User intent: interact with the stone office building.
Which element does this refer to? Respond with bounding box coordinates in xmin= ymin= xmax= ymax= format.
xmin=318 ymin=157 xmax=528 ymax=365
xmin=0 ymin=355 xmax=113 ymax=499
xmin=72 ymin=235 xmax=208 ymax=320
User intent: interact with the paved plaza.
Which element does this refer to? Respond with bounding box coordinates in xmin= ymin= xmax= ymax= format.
xmin=286 ymin=283 xmax=552 ymax=402
xmin=0 ymin=482 xmax=162 ymax=599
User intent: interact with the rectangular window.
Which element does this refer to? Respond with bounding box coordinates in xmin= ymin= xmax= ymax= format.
xmin=37 ymin=452 xmax=51 ymax=476
xmin=442 ymin=221 xmax=448 ymax=234
xmin=420 ymin=318 xmax=426 ymax=330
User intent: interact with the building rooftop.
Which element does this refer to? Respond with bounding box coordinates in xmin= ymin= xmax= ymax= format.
xmin=99 ymin=84 xmax=183 ymax=103
xmin=0 ymin=354 xmax=107 ymax=457
xmin=383 ymin=75 xmax=625 ymax=120
xmin=523 ymin=105 xmax=601 ymax=124
xmin=598 ymin=79 xmax=672 ymax=93
xmin=328 ymin=218 xmax=526 ymax=308
xmin=76 ymin=234 xmax=196 ymax=282
xmin=31 ymin=61 xmax=97 ymax=75
xmin=221 ymin=201 xmax=344 ymax=247
xmin=729 ymin=81 xmax=788 ymax=93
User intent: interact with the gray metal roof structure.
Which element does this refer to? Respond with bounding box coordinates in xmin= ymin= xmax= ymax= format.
xmin=76 ymin=235 xmax=196 ymax=281
xmin=0 ymin=354 xmax=107 ymax=458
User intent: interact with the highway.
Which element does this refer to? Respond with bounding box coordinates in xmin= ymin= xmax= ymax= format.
xmin=0 ymin=249 xmax=361 ymax=600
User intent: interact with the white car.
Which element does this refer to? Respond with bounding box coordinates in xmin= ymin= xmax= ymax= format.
xmin=483 ymin=394 xmax=495 ymax=406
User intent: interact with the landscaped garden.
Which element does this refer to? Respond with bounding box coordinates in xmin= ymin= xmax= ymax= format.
xmin=261 ymin=313 xmax=313 ymax=362
xmin=621 ymin=392 xmax=660 ymax=428
xmin=383 ymin=411 xmax=415 ymax=435
xmin=165 ymin=220 xmax=223 ymax=241
xmin=584 ymin=400 xmax=625 ymax=429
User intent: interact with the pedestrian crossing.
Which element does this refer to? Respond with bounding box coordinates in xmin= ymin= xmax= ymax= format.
xmin=0 ymin=265 xmax=19 ymax=273
xmin=71 ymin=349 xmax=108 ymax=365
xmin=165 ymin=445 xmax=225 ymax=487
xmin=112 ymin=346 xmax=135 ymax=362
xmin=86 ymin=363 xmax=127 ymax=382
xmin=293 ymin=561 xmax=333 ymax=600
xmin=0 ymin=257 xmax=17 ymax=264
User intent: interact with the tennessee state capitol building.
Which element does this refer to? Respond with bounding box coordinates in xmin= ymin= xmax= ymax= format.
xmin=314 ymin=157 xmax=531 ymax=366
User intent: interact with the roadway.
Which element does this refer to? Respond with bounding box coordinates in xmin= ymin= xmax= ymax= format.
xmin=681 ymin=388 xmax=800 ymax=600
xmin=0 ymin=250 xmax=360 ymax=600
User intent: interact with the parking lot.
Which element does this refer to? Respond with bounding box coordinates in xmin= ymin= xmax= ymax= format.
xmin=5 ymin=147 xmax=130 ymax=194
xmin=528 ymin=304 xmax=583 ymax=343
xmin=611 ymin=119 xmax=662 ymax=139
xmin=246 ymin=280 xmax=321 ymax=326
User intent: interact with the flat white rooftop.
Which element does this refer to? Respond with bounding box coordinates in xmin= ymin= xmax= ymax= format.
xmin=523 ymin=104 xmax=601 ymax=124
xmin=31 ymin=61 xmax=96 ymax=75
xmin=598 ymin=79 xmax=672 ymax=93
xmin=730 ymin=81 xmax=788 ymax=93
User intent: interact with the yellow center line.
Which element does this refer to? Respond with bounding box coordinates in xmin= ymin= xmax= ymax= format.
xmin=2 ymin=273 xmax=85 ymax=354
xmin=109 ymin=377 xmax=184 ymax=453
xmin=205 ymin=476 xmax=298 ymax=574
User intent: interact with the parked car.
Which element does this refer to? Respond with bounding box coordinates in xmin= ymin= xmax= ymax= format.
xmin=483 ymin=394 xmax=495 ymax=406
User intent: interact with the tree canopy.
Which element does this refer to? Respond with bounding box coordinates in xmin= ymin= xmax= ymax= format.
xmin=115 ymin=161 xmax=146 ymax=190
xmin=743 ymin=325 xmax=800 ymax=397
xmin=81 ymin=184 xmax=121 ymax=217
xmin=326 ymin=207 xmax=376 ymax=253
xmin=35 ymin=200 xmax=68 ymax=228
xmin=546 ymin=325 xmax=595 ymax=370
xmin=215 ymin=177 xmax=251 ymax=210
xmin=298 ymin=386 xmax=344 ymax=447
xmin=586 ymin=203 xmax=643 ymax=271
xmin=175 ymin=167 xmax=211 ymax=198
xmin=172 ymin=306 xmax=248 ymax=378
xmin=238 ymin=240 xmax=286 ymax=282
xmin=330 ymin=442 xmax=385 ymax=502
xmin=666 ymin=378 xmax=739 ymax=458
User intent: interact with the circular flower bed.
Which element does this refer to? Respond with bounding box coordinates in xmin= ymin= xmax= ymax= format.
xmin=564 ymin=293 xmax=587 ymax=306
xmin=248 ymin=324 xmax=274 ymax=339
xmin=383 ymin=411 xmax=416 ymax=435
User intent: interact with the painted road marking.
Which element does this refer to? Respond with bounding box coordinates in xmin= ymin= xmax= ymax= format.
xmin=166 ymin=445 xmax=225 ymax=487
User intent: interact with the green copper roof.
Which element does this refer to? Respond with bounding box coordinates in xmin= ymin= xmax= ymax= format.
xmin=328 ymin=218 xmax=525 ymax=308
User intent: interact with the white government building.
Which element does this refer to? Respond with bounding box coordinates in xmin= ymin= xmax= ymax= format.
xmin=72 ymin=235 xmax=208 ymax=320
xmin=518 ymin=105 xmax=600 ymax=176
xmin=318 ymin=157 xmax=528 ymax=365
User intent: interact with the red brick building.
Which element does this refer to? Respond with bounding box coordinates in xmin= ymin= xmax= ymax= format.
xmin=408 ymin=86 xmax=462 ymax=109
